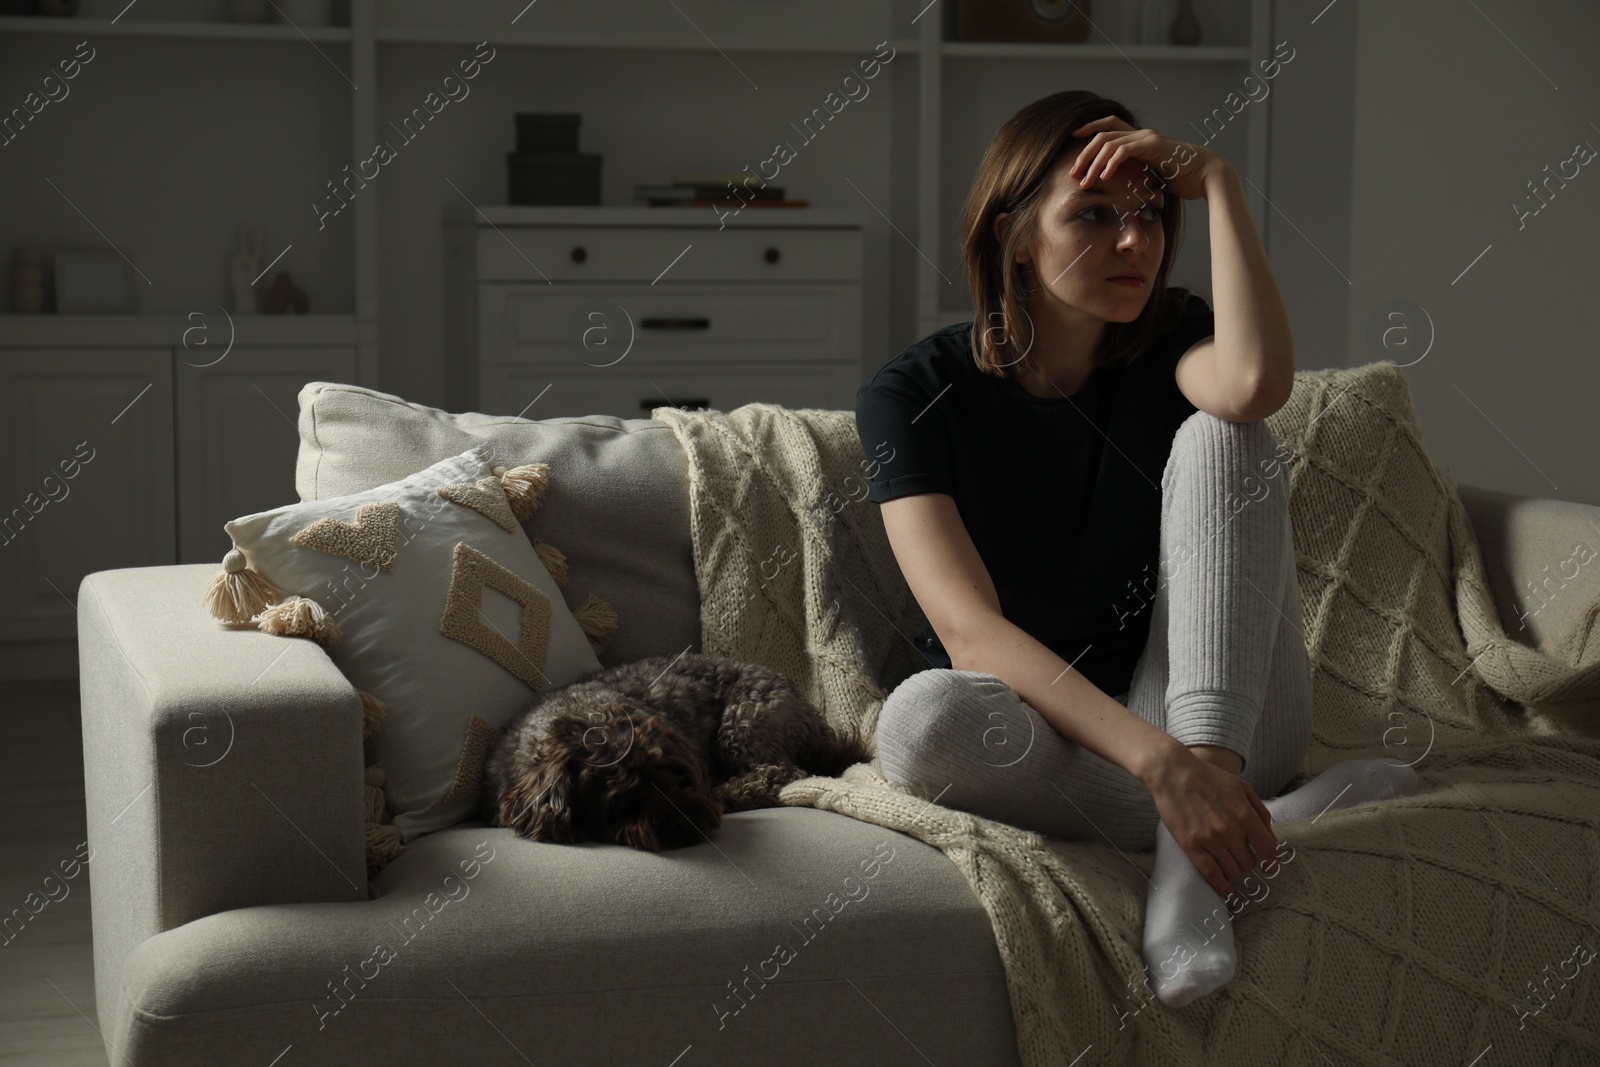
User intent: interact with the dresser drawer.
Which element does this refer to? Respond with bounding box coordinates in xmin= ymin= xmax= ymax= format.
xmin=479 ymin=362 xmax=861 ymax=421
xmin=476 ymin=226 xmax=862 ymax=283
xmin=480 ymin=284 xmax=860 ymax=366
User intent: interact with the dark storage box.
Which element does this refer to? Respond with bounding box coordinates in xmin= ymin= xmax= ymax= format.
xmin=955 ymin=0 xmax=1091 ymax=43
xmin=514 ymin=112 xmax=581 ymax=153
xmin=507 ymin=151 xmax=603 ymax=206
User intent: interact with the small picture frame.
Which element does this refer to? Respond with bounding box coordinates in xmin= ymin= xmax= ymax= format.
xmin=54 ymin=250 xmax=138 ymax=313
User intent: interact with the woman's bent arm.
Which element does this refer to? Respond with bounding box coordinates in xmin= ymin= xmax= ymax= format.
xmin=1172 ymin=160 xmax=1296 ymax=421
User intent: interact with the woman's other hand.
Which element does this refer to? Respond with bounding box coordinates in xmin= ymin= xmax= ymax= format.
xmin=1139 ymin=741 xmax=1277 ymax=899
xmin=1067 ymin=115 xmax=1226 ymax=201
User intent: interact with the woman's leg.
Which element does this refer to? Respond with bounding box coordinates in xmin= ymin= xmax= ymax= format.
xmin=875 ymin=411 xmax=1414 ymax=1007
xmin=1133 ymin=411 xmax=1312 ymax=1008
xmin=1133 ymin=411 xmax=1413 ymax=1008
xmin=876 ymin=666 xmax=1160 ymax=846
xmin=874 ymin=413 xmax=1313 ymax=853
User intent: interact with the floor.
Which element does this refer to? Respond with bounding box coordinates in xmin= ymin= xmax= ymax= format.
xmin=0 ymin=681 xmax=107 ymax=1066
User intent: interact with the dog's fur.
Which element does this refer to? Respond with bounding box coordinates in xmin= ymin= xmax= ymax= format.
xmin=480 ymin=653 xmax=871 ymax=851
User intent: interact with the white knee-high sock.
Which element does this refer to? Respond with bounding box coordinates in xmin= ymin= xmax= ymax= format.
xmin=1141 ymin=757 xmax=1420 ymax=1007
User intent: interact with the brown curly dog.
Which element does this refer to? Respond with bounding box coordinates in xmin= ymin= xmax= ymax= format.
xmin=480 ymin=652 xmax=871 ymax=851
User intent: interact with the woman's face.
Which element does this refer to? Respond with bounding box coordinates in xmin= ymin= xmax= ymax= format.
xmin=1005 ymin=152 xmax=1167 ymax=325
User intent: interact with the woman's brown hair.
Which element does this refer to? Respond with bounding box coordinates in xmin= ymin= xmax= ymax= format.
xmin=960 ymin=90 xmax=1193 ymax=378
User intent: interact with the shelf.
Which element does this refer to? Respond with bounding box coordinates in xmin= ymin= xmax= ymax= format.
xmin=375 ymin=26 xmax=913 ymax=53
xmin=942 ymin=42 xmax=1249 ymax=61
xmin=442 ymin=205 xmax=869 ymax=229
xmin=0 ymin=14 xmax=352 ymax=42
xmin=0 ymin=21 xmax=1241 ymax=61
xmin=0 ymin=314 xmax=360 ymax=348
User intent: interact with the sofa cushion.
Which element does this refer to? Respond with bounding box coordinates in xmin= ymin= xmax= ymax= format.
xmin=111 ymin=809 xmax=1020 ymax=1066
xmin=296 ymin=382 xmax=699 ymax=668
xmin=226 ymin=446 xmax=602 ymax=844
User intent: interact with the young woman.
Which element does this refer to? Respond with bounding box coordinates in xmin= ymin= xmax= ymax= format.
xmin=856 ymin=91 xmax=1417 ymax=1008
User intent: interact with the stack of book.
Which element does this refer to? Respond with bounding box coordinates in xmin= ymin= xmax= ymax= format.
xmin=633 ymin=175 xmax=809 ymax=208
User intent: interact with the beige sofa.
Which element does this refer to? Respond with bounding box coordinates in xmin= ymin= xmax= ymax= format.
xmin=77 ymin=382 xmax=1600 ymax=1066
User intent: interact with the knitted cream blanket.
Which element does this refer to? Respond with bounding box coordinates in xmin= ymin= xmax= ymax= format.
xmin=653 ymin=363 xmax=1600 ymax=1066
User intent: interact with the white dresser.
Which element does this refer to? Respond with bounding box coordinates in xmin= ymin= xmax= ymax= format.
xmin=443 ymin=206 xmax=865 ymax=419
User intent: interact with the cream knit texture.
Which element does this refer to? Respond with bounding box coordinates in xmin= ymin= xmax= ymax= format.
xmin=653 ymin=362 xmax=1600 ymax=1066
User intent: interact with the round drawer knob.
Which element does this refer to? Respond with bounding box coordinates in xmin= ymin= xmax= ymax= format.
xmin=570 ymin=246 xmax=587 ymax=263
xmin=763 ymin=246 xmax=781 ymax=264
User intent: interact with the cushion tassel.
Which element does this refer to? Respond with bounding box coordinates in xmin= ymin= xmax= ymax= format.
xmin=365 ymin=822 xmax=403 ymax=875
xmin=357 ymin=690 xmax=387 ymax=738
xmin=572 ymin=592 xmax=618 ymax=656
xmin=364 ymin=766 xmax=404 ymax=875
xmin=531 ymin=538 xmax=569 ymax=587
xmin=203 ymin=547 xmax=284 ymax=626
xmin=363 ymin=766 xmax=387 ymax=822
xmin=493 ymin=463 xmax=551 ymax=521
xmin=254 ymin=595 xmax=342 ymax=649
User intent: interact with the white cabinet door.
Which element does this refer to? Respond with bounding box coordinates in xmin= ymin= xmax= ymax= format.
xmin=0 ymin=351 xmax=175 ymax=642
xmin=174 ymin=347 xmax=357 ymax=563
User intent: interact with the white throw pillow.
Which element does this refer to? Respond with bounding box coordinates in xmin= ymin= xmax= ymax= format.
xmin=223 ymin=446 xmax=601 ymax=843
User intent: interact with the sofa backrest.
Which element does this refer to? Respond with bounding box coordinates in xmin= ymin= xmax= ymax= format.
xmin=295 ymin=382 xmax=699 ymax=669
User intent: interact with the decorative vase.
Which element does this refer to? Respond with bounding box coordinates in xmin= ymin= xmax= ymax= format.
xmin=1170 ymin=0 xmax=1201 ymax=45
xmin=229 ymin=226 xmax=261 ymax=314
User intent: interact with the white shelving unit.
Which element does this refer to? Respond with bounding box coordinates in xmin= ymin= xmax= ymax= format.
xmin=0 ymin=0 xmax=1275 ymax=380
xmin=0 ymin=0 xmax=1278 ymax=677
xmin=0 ymin=3 xmax=375 ymax=375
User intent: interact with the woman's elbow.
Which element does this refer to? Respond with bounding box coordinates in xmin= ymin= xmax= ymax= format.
xmin=1229 ymin=372 xmax=1293 ymax=422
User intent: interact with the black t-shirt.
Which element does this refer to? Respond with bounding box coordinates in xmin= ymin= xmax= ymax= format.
xmin=855 ymin=290 xmax=1215 ymax=699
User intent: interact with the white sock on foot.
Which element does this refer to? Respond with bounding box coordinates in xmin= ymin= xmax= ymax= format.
xmin=1142 ymin=821 xmax=1238 ymax=1008
xmin=1263 ymin=757 xmax=1419 ymax=825
xmin=1140 ymin=758 xmax=1419 ymax=1007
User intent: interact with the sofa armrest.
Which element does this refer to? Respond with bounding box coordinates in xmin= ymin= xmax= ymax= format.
xmin=78 ymin=565 xmax=367 ymax=1016
xmin=1457 ymin=482 xmax=1600 ymax=652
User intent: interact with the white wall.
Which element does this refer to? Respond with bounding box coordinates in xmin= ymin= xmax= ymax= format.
xmin=1344 ymin=0 xmax=1599 ymax=504
xmin=1263 ymin=0 xmax=1358 ymax=373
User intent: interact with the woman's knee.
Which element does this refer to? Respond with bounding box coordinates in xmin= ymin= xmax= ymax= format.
xmin=1174 ymin=409 xmax=1287 ymax=481
xmin=1169 ymin=410 xmax=1292 ymax=530
xmin=876 ymin=669 xmax=1013 ymax=788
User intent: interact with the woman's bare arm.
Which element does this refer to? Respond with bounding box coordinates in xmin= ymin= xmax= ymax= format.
xmin=1064 ymin=118 xmax=1294 ymax=422
xmin=1171 ymin=160 xmax=1296 ymax=422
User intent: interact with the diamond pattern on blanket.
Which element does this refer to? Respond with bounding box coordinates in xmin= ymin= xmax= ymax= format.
xmin=436 ymin=477 xmax=517 ymax=533
xmin=289 ymin=500 xmax=401 ymax=571
xmin=439 ymin=542 xmax=551 ymax=688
